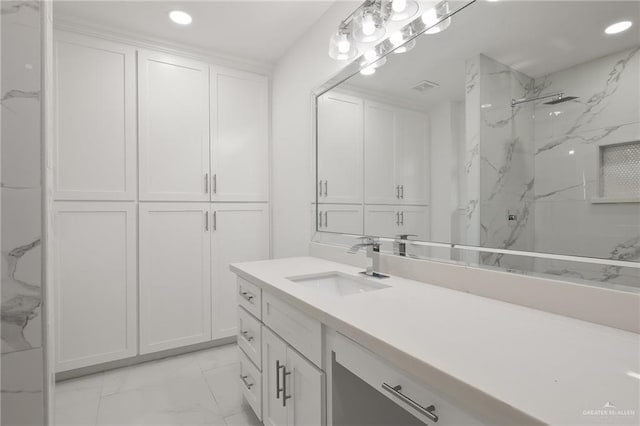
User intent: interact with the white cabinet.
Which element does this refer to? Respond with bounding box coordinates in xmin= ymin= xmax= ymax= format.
xmin=211 ymin=203 xmax=269 ymax=340
xmin=317 ymin=204 xmax=363 ymax=235
xmin=53 ymin=202 xmax=137 ymax=371
xmin=53 ymin=32 xmax=136 ymax=200
xmin=398 ymin=109 xmax=430 ymax=205
xmin=317 ymin=92 xmax=363 ymax=204
xmin=364 ymin=101 xmax=399 ymax=204
xmin=139 ymin=203 xmax=211 ymax=354
xmin=363 ymin=100 xmax=429 ymax=206
xmin=138 ymin=51 xmax=210 ymax=201
xmin=262 ymin=326 xmax=324 ymax=426
xmin=365 ymin=205 xmax=429 ymax=240
xmin=211 ymin=68 xmax=269 ymax=202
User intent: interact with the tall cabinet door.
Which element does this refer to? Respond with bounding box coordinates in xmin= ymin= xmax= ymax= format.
xmin=139 ymin=203 xmax=211 ymax=354
xmin=286 ymin=347 xmax=325 ymax=426
xmin=262 ymin=327 xmax=288 ymax=426
xmin=364 ymin=101 xmax=399 ymax=204
xmin=317 ymin=92 xmax=363 ymax=204
xmin=138 ymin=51 xmax=210 ymax=201
xmin=53 ymin=202 xmax=137 ymax=371
xmin=397 ymin=109 xmax=429 ymax=205
xmin=211 ymin=203 xmax=269 ymax=339
xmin=53 ymin=32 xmax=136 ymax=200
xmin=211 ymin=68 xmax=269 ymax=202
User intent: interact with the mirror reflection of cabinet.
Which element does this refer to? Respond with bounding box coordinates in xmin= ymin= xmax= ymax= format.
xmin=364 ymin=101 xmax=429 ymax=206
xmin=317 ymin=204 xmax=364 ymax=235
xmin=364 ymin=205 xmax=429 ymax=241
xmin=317 ymin=92 xmax=363 ymax=204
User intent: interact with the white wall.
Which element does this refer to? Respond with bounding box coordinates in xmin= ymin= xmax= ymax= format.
xmin=271 ymin=2 xmax=357 ymax=258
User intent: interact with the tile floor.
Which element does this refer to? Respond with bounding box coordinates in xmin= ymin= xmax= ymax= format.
xmin=54 ymin=344 xmax=262 ymax=426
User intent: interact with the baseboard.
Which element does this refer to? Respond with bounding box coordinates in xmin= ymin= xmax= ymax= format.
xmin=55 ymin=336 xmax=236 ymax=382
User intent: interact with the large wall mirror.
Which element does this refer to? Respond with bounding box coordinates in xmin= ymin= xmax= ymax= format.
xmin=314 ymin=0 xmax=640 ymax=291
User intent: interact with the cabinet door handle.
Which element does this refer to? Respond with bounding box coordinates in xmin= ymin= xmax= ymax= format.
xmin=205 ymin=173 xmax=209 ymax=193
xmin=323 ymin=180 xmax=328 ymax=197
xmin=281 ymin=364 xmax=292 ymax=407
xmin=401 ymin=185 xmax=404 ymax=199
xmin=318 ymin=211 xmax=323 ymax=228
xmin=276 ymin=360 xmax=283 ymax=399
xmin=240 ymin=374 xmax=254 ymax=390
xmin=382 ymin=383 xmax=438 ymax=423
xmin=324 ymin=211 xmax=328 ymax=228
xmin=396 ymin=185 xmax=400 ymax=199
xmin=396 ymin=212 xmax=400 ymax=226
xmin=213 ymin=174 xmax=217 ymax=194
xmin=213 ymin=211 xmax=217 ymax=231
xmin=241 ymin=330 xmax=253 ymax=342
xmin=205 ymin=211 xmax=209 ymax=231
xmin=401 ymin=211 xmax=404 ymax=226
xmin=240 ymin=291 xmax=254 ymax=304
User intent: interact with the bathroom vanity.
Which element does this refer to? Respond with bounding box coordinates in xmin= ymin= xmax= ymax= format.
xmin=232 ymin=257 xmax=640 ymax=426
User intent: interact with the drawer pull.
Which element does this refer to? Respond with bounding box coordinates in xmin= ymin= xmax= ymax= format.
xmin=240 ymin=374 xmax=254 ymax=389
xmin=241 ymin=330 xmax=254 ymax=342
xmin=240 ymin=291 xmax=254 ymax=303
xmin=382 ymin=383 xmax=438 ymax=423
xmin=276 ymin=360 xmax=283 ymax=399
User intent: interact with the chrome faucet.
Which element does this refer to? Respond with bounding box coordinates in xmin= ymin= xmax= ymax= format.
xmin=348 ymin=237 xmax=389 ymax=278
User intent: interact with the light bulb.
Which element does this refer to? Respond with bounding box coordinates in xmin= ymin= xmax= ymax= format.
xmin=390 ymin=31 xmax=404 ymax=46
xmin=392 ymin=0 xmax=407 ymax=13
xmin=362 ymin=12 xmax=376 ymax=36
xmin=421 ymin=8 xmax=438 ymax=28
xmin=364 ymin=50 xmax=379 ymax=62
xmin=337 ymin=35 xmax=351 ymax=54
xmin=360 ymin=66 xmax=376 ymax=76
xmin=605 ymin=21 xmax=633 ymax=35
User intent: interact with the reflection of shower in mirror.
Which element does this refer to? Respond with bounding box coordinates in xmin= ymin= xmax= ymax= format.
xmin=511 ymin=92 xmax=579 ymax=107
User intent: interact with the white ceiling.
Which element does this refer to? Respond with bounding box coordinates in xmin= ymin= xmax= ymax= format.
xmin=54 ymin=0 xmax=337 ymax=64
xmin=347 ymin=0 xmax=640 ymax=108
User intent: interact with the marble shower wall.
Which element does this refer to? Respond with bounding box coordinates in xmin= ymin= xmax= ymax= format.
xmin=1 ymin=0 xmax=45 ymax=424
xmin=532 ymin=47 xmax=640 ymax=291
xmin=464 ymin=54 xmax=536 ymax=270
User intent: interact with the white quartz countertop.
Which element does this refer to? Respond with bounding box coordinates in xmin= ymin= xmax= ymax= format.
xmin=230 ymin=257 xmax=640 ymax=426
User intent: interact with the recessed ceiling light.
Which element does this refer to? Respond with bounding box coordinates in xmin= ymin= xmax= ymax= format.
xmin=169 ymin=10 xmax=192 ymax=25
xmin=605 ymin=20 xmax=632 ymax=35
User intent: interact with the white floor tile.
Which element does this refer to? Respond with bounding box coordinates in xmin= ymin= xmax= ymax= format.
xmin=55 ymin=345 xmax=243 ymax=426
xmin=203 ymin=363 xmax=244 ymax=417
xmin=224 ymin=407 xmax=262 ymax=426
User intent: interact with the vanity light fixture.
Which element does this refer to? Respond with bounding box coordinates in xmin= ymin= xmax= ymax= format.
xmin=169 ymin=10 xmax=192 ymax=25
xmin=389 ymin=0 xmax=419 ymax=21
xmin=422 ymin=1 xmax=452 ymax=34
xmin=329 ymin=26 xmax=359 ymax=60
xmin=394 ymin=38 xmax=416 ymax=53
xmin=352 ymin=2 xmax=387 ymax=43
xmin=604 ymin=20 xmax=633 ymax=35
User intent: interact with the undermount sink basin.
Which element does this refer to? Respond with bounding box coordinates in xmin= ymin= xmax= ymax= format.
xmin=287 ymin=272 xmax=390 ymax=296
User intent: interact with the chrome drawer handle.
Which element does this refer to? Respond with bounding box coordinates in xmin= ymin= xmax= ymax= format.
xmin=241 ymin=330 xmax=254 ymax=342
xmin=240 ymin=291 xmax=254 ymax=303
xmin=240 ymin=374 xmax=254 ymax=389
xmin=382 ymin=383 xmax=438 ymax=423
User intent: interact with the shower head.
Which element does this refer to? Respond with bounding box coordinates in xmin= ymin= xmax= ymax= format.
xmin=511 ymin=92 xmax=578 ymax=107
xmin=543 ymin=95 xmax=578 ymax=105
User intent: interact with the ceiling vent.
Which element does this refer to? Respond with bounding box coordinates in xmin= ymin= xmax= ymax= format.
xmin=411 ymin=80 xmax=440 ymax=92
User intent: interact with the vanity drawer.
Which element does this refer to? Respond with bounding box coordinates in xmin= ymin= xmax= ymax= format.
xmin=333 ymin=332 xmax=484 ymax=426
xmin=238 ymin=306 xmax=262 ymax=370
xmin=239 ymin=347 xmax=262 ymax=421
xmin=262 ymin=291 xmax=322 ymax=368
xmin=238 ymin=277 xmax=261 ymax=319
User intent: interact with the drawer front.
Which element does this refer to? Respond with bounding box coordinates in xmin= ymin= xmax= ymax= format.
xmin=238 ymin=306 xmax=262 ymax=370
xmin=333 ymin=333 xmax=484 ymax=426
xmin=239 ymin=347 xmax=262 ymax=421
xmin=262 ymin=292 xmax=322 ymax=368
xmin=238 ymin=277 xmax=261 ymax=319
